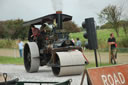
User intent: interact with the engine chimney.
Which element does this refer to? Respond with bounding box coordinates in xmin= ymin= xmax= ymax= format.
xmin=56 ymin=11 xmax=62 ymax=29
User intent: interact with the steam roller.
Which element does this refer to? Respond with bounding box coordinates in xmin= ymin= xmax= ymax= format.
xmin=23 ymin=11 xmax=88 ymax=76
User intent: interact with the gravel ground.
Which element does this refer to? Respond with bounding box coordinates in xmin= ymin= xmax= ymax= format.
xmin=0 ymin=64 xmax=87 ymax=85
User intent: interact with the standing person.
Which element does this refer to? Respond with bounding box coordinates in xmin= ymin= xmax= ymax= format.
xmin=108 ymin=33 xmax=117 ymax=64
xmin=18 ymin=40 xmax=24 ymax=58
xmin=84 ymin=41 xmax=87 ymax=50
xmin=76 ymin=38 xmax=82 ymax=47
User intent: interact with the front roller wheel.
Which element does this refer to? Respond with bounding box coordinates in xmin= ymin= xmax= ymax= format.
xmin=24 ymin=42 xmax=40 ymax=73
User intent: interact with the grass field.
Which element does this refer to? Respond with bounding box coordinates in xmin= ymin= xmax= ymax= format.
xmin=70 ymin=28 xmax=128 ymax=48
xmin=86 ymin=63 xmax=114 ymax=68
xmin=0 ymin=56 xmax=23 ymax=65
xmin=0 ymin=56 xmax=114 ymax=68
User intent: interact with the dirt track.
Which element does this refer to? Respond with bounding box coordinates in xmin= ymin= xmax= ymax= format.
xmin=84 ymin=51 xmax=128 ymax=64
xmin=0 ymin=48 xmax=128 ymax=64
xmin=0 ymin=48 xmax=19 ymax=57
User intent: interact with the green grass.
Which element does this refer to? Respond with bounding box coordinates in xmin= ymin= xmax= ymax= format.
xmin=0 ymin=56 xmax=114 ymax=68
xmin=0 ymin=56 xmax=23 ymax=65
xmin=86 ymin=63 xmax=114 ymax=68
xmin=70 ymin=28 xmax=128 ymax=48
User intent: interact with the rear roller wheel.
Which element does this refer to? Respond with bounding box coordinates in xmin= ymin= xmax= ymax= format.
xmin=24 ymin=42 xmax=40 ymax=72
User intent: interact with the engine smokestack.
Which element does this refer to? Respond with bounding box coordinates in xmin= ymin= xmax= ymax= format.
xmin=56 ymin=11 xmax=62 ymax=29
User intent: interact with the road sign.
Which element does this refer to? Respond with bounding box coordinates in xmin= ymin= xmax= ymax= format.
xmin=87 ymin=64 xmax=128 ymax=85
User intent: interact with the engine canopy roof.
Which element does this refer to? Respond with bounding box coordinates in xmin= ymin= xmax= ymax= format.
xmin=23 ymin=13 xmax=72 ymax=26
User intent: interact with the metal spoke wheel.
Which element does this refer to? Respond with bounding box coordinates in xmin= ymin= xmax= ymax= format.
xmin=24 ymin=42 xmax=40 ymax=72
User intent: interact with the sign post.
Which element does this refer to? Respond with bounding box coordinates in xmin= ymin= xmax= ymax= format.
xmin=94 ymin=49 xmax=98 ymax=67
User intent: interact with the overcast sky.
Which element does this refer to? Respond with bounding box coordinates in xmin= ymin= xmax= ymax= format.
xmin=0 ymin=0 xmax=126 ymax=26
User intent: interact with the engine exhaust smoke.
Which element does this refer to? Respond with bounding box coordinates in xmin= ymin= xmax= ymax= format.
xmin=51 ymin=0 xmax=63 ymax=11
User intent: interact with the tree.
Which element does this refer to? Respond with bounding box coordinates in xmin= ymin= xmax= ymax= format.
xmin=100 ymin=22 xmax=113 ymax=29
xmin=121 ymin=20 xmax=128 ymax=35
xmin=0 ymin=21 xmax=5 ymax=38
xmin=0 ymin=19 xmax=29 ymax=40
xmin=118 ymin=0 xmax=128 ymax=35
xmin=62 ymin=21 xmax=81 ymax=32
xmin=98 ymin=5 xmax=122 ymax=36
